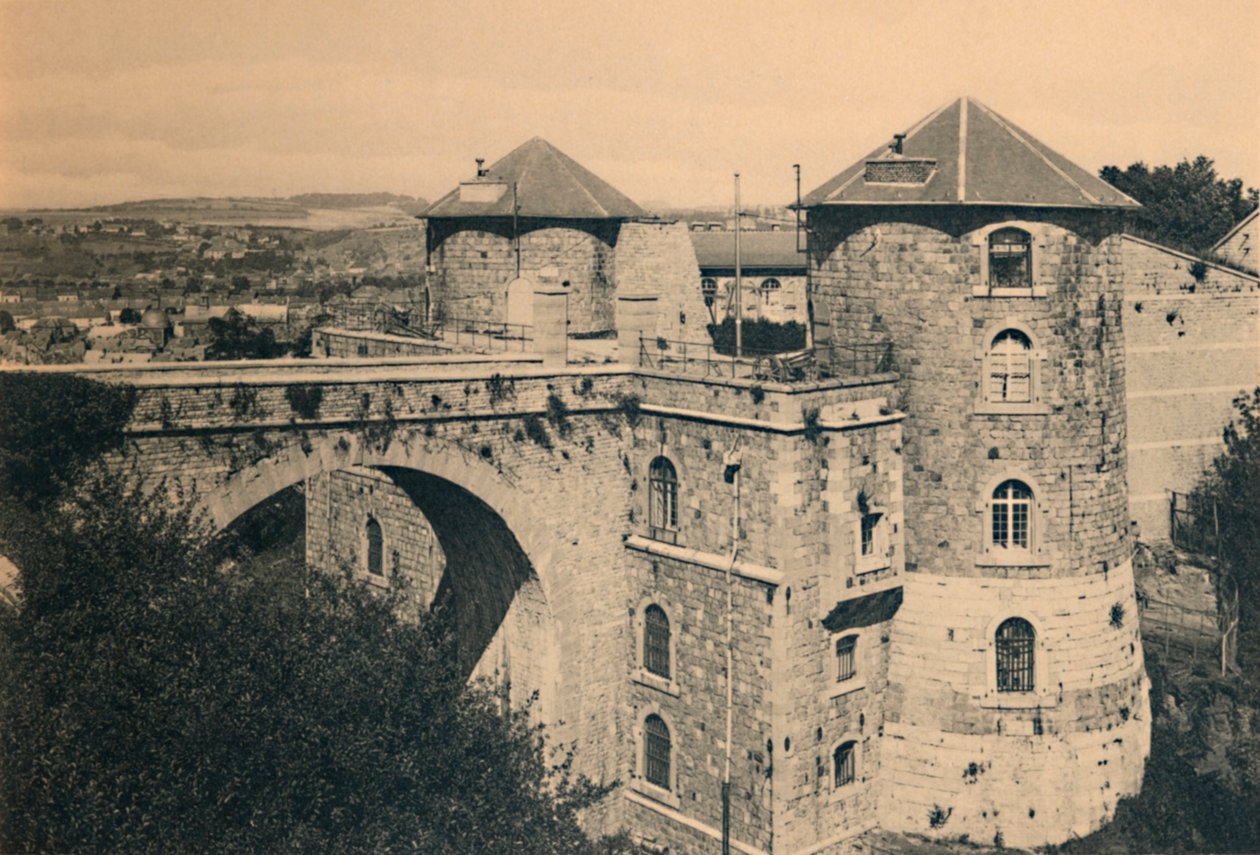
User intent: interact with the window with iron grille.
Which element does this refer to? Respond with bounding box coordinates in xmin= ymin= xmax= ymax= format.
xmin=991 ymin=480 xmax=1033 ymax=551
xmin=365 ymin=517 xmax=383 ymax=576
xmin=987 ymin=330 xmax=1033 ymax=403
xmin=644 ymin=714 xmax=671 ymax=790
xmin=989 ymin=228 xmax=1032 ymax=289
xmin=649 ymin=457 xmax=678 ymax=533
xmin=835 ymin=635 xmax=857 ymax=682
xmin=643 ymin=604 xmax=671 ymax=679
xmin=834 ymin=741 xmax=856 ymax=788
xmin=995 ymin=617 xmax=1035 ymax=692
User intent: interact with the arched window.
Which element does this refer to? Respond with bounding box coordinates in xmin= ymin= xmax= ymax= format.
xmin=995 ymin=617 xmax=1036 ymax=692
xmin=365 ymin=517 xmax=383 ymax=576
xmin=986 ymin=329 xmax=1032 ymax=404
xmin=991 ymin=480 xmax=1033 ymax=552
xmin=649 ymin=457 xmax=678 ymax=534
xmin=644 ymin=714 xmax=672 ymax=790
xmin=833 ymin=741 xmax=856 ymax=788
xmin=835 ymin=635 xmax=857 ymax=683
xmin=700 ymin=277 xmax=718 ymax=298
xmin=988 ymin=228 xmax=1032 ymax=289
xmin=760 ymin=277 xmax=781 ymax=291
xmin=643 ymin=604 xmax=671 ymax=679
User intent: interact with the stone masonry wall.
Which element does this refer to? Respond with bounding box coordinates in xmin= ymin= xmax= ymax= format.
xmin=808 ymin=206 xmax=1147 ymax=848
xmin=615 ymin=222 xmax=712 ymax=346
xmin=428 ymin=218 xmax=619 ymax=333
xmin=1120 ymin=236 xmax=1260 ymax=540
xmin=313 ymin=328 xmax=450 ymax=358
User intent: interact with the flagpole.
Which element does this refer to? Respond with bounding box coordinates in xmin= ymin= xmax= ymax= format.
xmin=734 ymin=173 xmax=742 ymax=359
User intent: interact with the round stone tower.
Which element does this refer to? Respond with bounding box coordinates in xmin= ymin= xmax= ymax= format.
xmin=801 ymin=97 xmax=1150 ymax=848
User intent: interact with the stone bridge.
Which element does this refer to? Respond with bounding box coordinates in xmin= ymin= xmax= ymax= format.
xmin=26 ymin=350 xmax=900 ymax=851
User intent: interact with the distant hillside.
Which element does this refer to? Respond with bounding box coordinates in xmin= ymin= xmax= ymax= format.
xmin=287 ymin=193 xmax=428 ymax=213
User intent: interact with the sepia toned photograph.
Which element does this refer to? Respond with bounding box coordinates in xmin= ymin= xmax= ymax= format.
xmin=1 ymin=1 xmax=1258 ymax=852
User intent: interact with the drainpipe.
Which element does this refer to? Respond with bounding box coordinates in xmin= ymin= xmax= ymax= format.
xmin=513 ymin=182 xmax=521 ymax=279
xmin=722 ymin=444 xmax=743 ymax=855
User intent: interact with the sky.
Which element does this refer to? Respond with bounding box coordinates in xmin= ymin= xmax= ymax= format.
xmin=1 ymin=0 xmax=1257 ymax=211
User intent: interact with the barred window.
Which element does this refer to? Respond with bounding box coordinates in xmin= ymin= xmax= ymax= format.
xmin=365 ymin=517 xmax=383 ymax=576
xmin=700 ymin=277 xmax=718 ymax=298
xmin=835 ymin=635 xmax=857 ymax=683
xmin=987 ymin=330 xmax=1032 ymax=403
xmin=991 ymin=480 xmax=1033 ymax=551
xmin=643 ymin=604 xmax=671 ymax=679
xmin=644 ymin=714 xmax=672 ymax=790
xmin=988 ymin=228 xmax=1032 ymax=289
xmin=834 ymin=741 xmax=856 ymax=788
xmin=996 ymin=617 xmax=1035 ymax=692
xmin=649 ymin=457 xmax=679 ymax=533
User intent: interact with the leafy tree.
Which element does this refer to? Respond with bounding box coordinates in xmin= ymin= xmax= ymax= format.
xmin=0 ymin=374 xmax=633 ymax=854
xmin=0 ymin=310 xmax=14 ymax=334
xmin=1192 ymin=387 xmax=1260 ymax=665
xmin=205 ymin=309 xmax=282 ymax=360
xmin=118 ymin=306 xmax=142 ymax=323
xmin=707 ymin=317 xmax=807 ymax=355
xmin=1100 ymin=156 xmax=1259 ymax=256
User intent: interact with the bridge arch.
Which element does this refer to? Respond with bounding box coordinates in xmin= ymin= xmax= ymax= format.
xmin=203 ymin=430 xmax=566 ymax=725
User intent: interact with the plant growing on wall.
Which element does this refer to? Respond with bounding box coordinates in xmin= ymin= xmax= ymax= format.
xmin=285 ymin=384 xmax=324 ymax=421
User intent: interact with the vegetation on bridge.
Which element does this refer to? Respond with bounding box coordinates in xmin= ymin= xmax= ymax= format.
xmin=0 ymin=374 xmax=636 ymax=854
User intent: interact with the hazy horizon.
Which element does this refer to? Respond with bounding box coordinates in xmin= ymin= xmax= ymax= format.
xmin=2 ymin=0 xmax=1257 ymax=211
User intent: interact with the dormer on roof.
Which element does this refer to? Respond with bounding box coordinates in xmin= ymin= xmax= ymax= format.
xmin=424 ymin=137 xmax=645 ymax=220
xmin=799 ymin=97 xmax=1140 ymax=209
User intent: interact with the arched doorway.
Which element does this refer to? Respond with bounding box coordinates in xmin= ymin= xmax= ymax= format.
xmin=505 ymin=276 xmax=534 ymax=330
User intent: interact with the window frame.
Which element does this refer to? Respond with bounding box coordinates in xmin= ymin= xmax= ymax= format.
xmin=981 ymin=612 xmax=1052 ymax=709
xmin=970 ymin=222 xmax=1048 ymax=298
xmin=855 ymin=508 xmax=890 ymax=573
xmin=822 ymin=629 xmax=867 ymax=700
xmin=827 ymin=736 xmax=862 ymax=800
xmin=975 ymin=320 xmax=1049 ymax=415
xmin=976 ymin=472 xmax=1050 ymax=568
xmin=361 ymin=515 xmax=388 ymax=586
xmin=648 ymin=456 xmax=680 ymax=543
xmin=633 ymin=597 xmax=680 ymax=696
xmin=632 ymin=708 xmax=682 ymax=808
xmin=994 ymin=617 xmax=1036 ymax=693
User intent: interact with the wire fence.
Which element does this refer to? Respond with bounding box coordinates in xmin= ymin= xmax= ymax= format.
xmin=1169 ymin=490 xmax=1220 ymax=559
xmin=638 ymin=336 xmax=894 ymax=383
xmin=1139 ymin=581 xmax=1239 ymax=676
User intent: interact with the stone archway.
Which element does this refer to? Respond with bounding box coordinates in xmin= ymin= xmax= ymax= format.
xmin=505 ymin=276 xmax=534 ymax=329
xmin=205 ymin=434 xmax=565 ymax=728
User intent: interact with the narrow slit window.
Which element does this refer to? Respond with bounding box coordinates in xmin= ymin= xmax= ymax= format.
xmin=860 ymin=513 xmax=881 ymax=557
xmin=995 ymin=617 xmax=1035 ymax=692
xmin=365 ymin=517 xmax=383 ymax=576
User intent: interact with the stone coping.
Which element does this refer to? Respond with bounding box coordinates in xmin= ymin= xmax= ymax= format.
xmin=624 ymin=535 xmax=783 ymax=586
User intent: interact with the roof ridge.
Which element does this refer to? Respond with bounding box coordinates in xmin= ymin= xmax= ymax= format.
xmin=970 ymin=99 xmax=1099 ymax=205
xmin=548 ymin=144 xmax=611 ymax=218
xmin=1212 ymin=206 xmax=1258 ymax=251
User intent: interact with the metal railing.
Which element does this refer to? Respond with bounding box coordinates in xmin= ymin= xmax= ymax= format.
xmin=1169 ymin=491 xmax=1220 ymax=559
xmin=1139 ymin=581 xmax=1239 ymax=676
xmin=638 ymin=336 xmax=894 ymax=383
xmin=429 ymin=316 xmax=533 ymax=353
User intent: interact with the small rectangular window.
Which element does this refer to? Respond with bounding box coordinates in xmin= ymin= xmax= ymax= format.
xmin=835 ymin=636 xmax=857 ymax=682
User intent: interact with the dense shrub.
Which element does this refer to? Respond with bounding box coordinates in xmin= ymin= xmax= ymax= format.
xmin=707 ymin=317 xmax=806 ymax=355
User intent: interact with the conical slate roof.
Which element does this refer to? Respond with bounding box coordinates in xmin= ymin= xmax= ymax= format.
xmin=423 ymin=137 xmax=645 ymax=219
xmin=800 ymin=98 xmax=1139 ymax=209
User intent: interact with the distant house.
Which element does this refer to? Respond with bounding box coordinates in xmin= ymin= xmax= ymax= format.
xmin=690 ymin=229 xmax=807 ymax=326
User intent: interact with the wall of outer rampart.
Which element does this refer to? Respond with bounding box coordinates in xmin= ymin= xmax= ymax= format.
xmin=427 ymin=218 xmax=618 ymax=333
xmin=807 ymin=206 xmax=1147 ymax=848
xmin=1120 ymin=236 xmax=1260 ymax=540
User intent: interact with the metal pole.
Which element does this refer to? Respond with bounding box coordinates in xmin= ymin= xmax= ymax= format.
xmin=734 ymin=173 xmax=742 ymax=359
xmin=513 ymin=181 xmax=521 ymax=279
xmin=722 ymin=455 xmax=740 ymax=855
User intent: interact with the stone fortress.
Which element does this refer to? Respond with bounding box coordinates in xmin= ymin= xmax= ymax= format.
xmin=42 ymin=97 xmax=1260 ymax=853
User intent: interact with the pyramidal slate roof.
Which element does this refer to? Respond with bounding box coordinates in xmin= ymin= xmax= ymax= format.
xmin=423 ymin=137 xmax=645 ymax=219
xmin=800 ymin=98 xmax=1139 ymax=209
